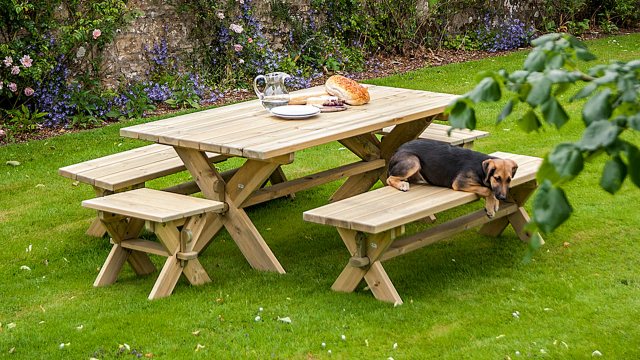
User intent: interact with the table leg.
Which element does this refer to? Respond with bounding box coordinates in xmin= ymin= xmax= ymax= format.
xmin=176 ymin=148 xmax=288 ymax=274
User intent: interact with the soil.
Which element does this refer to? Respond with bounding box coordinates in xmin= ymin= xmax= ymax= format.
xmin=0 ymin=29 xmax=634 ymax=146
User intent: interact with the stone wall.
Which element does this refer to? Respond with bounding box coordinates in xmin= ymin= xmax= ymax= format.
xmin=100 ymin=0 xmax=197 ymax=87
xmin=99 ymin=0 xmax=544 ymax=87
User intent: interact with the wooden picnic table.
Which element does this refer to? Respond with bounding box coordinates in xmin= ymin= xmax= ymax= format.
xmin=119 ymin=85 xmax=459 ymax=274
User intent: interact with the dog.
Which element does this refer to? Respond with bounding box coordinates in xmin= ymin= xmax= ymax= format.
xmin=386 ymin=139 xmax=518 ymax=218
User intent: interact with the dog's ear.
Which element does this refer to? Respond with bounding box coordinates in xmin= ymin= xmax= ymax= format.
xmin=508 ymin=159 xmax=518 ymax=178
xmin=482 ymin=159 xmax=496 ymax=185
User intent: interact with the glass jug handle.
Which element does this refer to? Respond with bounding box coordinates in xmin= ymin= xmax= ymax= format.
xmin=254 ymin=75 xmax=266 ymax=99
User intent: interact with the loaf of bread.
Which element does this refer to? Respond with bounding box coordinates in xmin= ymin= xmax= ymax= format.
xmin=324 ymin=75 xmax=370 ymax=106
xmin=288 ymin=89 xmax=330 ymax=105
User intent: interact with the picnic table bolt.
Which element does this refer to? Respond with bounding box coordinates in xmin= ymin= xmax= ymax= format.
xmin=349 ymin=232 xmax=370 ymax=268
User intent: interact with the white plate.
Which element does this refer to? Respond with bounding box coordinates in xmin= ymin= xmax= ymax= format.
xmin=270 ymin=105 xmax=321 ymax=119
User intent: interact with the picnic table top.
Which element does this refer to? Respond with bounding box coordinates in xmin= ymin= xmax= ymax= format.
xmin=120 ymin=85 xmax=459 ymax=160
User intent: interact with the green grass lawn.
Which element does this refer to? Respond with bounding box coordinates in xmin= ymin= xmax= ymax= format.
xmin=1 ymin=34 xmax=639 ymax=359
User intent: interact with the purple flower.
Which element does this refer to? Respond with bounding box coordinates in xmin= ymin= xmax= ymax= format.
xmin=20 ymin=55 xmax=33 ymax=68
xmin=11 ymin=66 xmax=20 ymax=75
xmin=24 ymin=87 xmax=34 ymax=96
xmin=8 ymin=82 xmax=17 ymax=92
xmin=3 ymin=57 xmax=12 ymax=67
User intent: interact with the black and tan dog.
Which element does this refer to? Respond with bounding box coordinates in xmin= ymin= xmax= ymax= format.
xmin=387 ymin=139 xmax=518 ymax=218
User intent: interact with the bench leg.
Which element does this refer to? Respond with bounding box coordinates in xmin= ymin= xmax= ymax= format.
xmin=478 ymin=180 xmax=543 ymax=244
xmin=149 ymin=257 xmax=182 ymax=300
xmin=332 ymin=228 xmax=403 ymax=304
xmin=94 ymin=215 xmax=154 ymax=286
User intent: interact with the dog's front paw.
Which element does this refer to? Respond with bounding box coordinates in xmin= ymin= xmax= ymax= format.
xmin=398 ymin=181 xmax=410 ymax=192
xmin=485 ymin=196 xmax=499 ymax=218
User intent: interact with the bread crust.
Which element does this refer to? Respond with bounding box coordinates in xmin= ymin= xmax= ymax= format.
xmin=325 ymin=75 xmax=370 ymax=105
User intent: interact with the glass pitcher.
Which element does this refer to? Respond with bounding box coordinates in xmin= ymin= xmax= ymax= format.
xmin=254 ymin=72 xmax=291 ymax=111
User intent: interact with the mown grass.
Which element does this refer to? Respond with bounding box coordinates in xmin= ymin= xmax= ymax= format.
xmin=1 ymin=34 xmax=639 ymax=359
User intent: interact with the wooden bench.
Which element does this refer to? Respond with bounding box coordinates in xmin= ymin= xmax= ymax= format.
xmin=379 ymin=123 xmax=490 ymax=148
xmin=303 ymin=152 xmax=542 ymax=304
xmin=59 ymin=144 xmax=288 ymax=237
xmin=82 ymin=188 xmax=226 ymax=299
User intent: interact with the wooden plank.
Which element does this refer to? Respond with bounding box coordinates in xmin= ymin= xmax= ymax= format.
xmin=93 ymin=244 xmax=129 ymax=287
xmin=380 ymin=204 xmax=519 ymax=261
xmin=244 ymin=159 xmax=386 ymax=207
xmin=83 ymin=189 xmax=224 ymax=223
xmin=120 ymin=238 xmax=170 ymax=257
xmin=148 ymin=257 xmax=183 ymax=300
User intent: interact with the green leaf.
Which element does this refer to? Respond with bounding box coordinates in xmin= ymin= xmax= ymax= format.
xmin=447 ymin=100 xmax=476 ymax=130
xmin=600 ymin=156 xmax=627 ymax=194
xmin=536 ymin=155 xmax=562 ymax=185
xmin=468 ymin=77 xmax=501 ymax=103
xmin=526 ymin=77 xmax=552 ymax=106
xmin=548 ymin=143 xmax=584 ymax=180
xmin=625 ymin=144 xmax=640 ymax=188
xmin=524 ymin=50 xmax=546 ymax=72
xmin=531 ymin=33 xmax=561 ymax=46
xmin=497 ymin=99 xmax=515 ymax=123
xmin=540 ymin=97 xmax=569 ymax=129
xmin=571 ymin=82 xmax=598 ymax=100
xmin=578 ymin=120 xmax=621 ymax=151
xmin=517 ymin=110 xmax=542 ymax=133
xmin=581 ymin=89 xmax=612 ymax=125
xmin=575 ymin=47 xmax=596 ymax=61
xmin=546 ymin=54 xmax=564 ymax=69
xmin=532 ymin=180 xmax=573 ymax=233
xmin=629 ymin=114 xmax=640 ymax=131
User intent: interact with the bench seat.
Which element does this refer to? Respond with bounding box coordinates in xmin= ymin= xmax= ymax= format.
xmin=303 ymin=152 xmax=542 ymax=304
xmin=378 ymin=123 xmax=489 ymax=148
xmin=59 ymin=144 xmax=228 ymax=192
xmin=83 ymin=188 xmax=226 ymax=299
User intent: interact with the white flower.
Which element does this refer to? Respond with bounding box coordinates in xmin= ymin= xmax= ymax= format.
xmin=76 ymin=46 xmax=86 ymax=59
xmin=229 ymin=24 xmax=244 ymax=34
xmin=216 ymin=12 xmax=225 ymax=20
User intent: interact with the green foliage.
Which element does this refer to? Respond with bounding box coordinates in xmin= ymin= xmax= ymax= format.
xmin=446 ymin=33 xmax=640 ymax=234
xmin=1 ymin=104 xmax=47 ymax=139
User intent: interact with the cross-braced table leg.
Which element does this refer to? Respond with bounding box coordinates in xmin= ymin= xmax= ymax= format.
xmin=332 ymin=227 xmax=405 ymax=305
xmin=175 ymin=148 xmax=290 ymax=274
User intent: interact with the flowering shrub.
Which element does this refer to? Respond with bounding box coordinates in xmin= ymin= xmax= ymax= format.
xmin=476 ymin=14 xmax=536 ymax=52
xmin=0 ymin=0 xmax=133 ymax=134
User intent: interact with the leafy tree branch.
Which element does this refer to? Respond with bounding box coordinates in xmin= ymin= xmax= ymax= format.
xmin=446 ymin=33 xmax=640 ymax=236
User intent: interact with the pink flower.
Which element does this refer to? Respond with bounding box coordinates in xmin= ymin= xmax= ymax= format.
xmin=229 ymin=24 xmax=243 ymax=34
xmin=92 ymin=29 xmax=102 ymax=40
xmin=20 ymin=55 xmax=33 ymax=68
xmin=11 ymin=66 xmax=20 ymax=75
xmin=24 ymin=87 xmax=34 ymax=96
xmin=8 ymin=82 xmax=17 ymax=92
xmin=234 ymin=44 xmax=243 ymax=52
xmin=248 ymin=37 xmax=253 ymax=43
xmin=3 ymin=57 xmax=12 ymax=67
xmin=216 ymin=12 xmax=225 ymax=20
